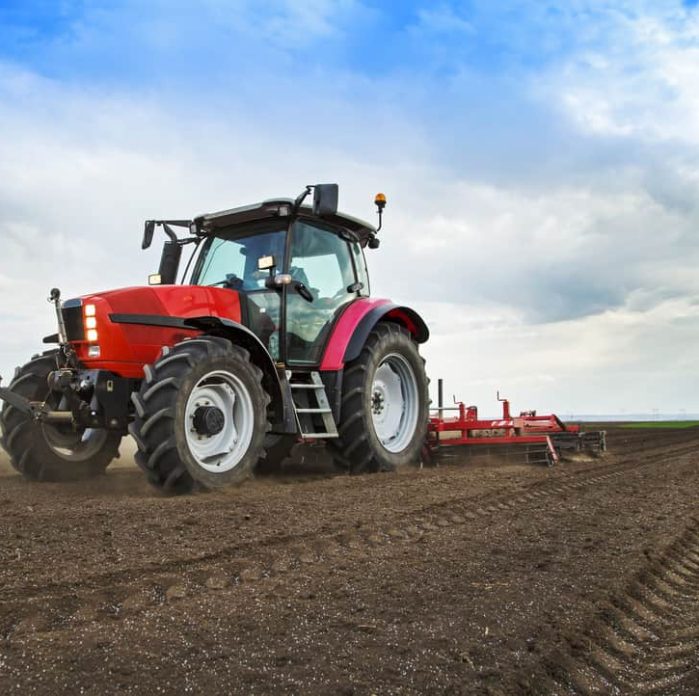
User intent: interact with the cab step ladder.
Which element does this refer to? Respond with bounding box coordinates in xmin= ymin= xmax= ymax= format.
xmin=289 ymin=371 xmax=339 ymax=439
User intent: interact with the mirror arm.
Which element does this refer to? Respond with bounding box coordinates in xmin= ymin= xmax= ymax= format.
xmin=143 ymin=219 xmax=193 ymax=249
xmin=293 ymin=185 xmax=313 ymax=214
xmin=161 ymin=223 xmax=178 ymax=243
xmin=176 ymin=236 xmax=200 ymax=246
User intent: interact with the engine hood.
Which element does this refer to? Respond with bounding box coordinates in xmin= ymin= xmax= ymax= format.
xmin=63 ymin=285 xmax=242 ymax=378
xmin=78 ymin=285 xmax=241 ymax=320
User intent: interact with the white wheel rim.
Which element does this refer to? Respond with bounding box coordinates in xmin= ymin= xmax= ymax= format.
xmin=184 ymin=369 xmax=255 ymax=473
xmin=371 ymin=353 xmax=419 ymax=453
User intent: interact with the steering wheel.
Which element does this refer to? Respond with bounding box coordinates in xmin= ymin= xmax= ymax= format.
xmin=209 ymin=273 xmax=243 ymax=290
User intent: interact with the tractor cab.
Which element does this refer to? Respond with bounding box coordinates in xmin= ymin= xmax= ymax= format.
xmin=190 ymin=197 xmax=372 ymax=365
xmin=147 ymin=184 xmax=378 ymax=367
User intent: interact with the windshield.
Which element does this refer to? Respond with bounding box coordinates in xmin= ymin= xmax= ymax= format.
xmin=192 ymin=229 xmax=286 ymax=290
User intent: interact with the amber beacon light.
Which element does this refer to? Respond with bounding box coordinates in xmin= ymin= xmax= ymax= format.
xmin=373 ymin=192 xmax=387 ymax=235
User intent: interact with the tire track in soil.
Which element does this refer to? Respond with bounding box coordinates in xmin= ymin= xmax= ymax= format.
xmin=0 ymin=444 xmax=659 ymax=605
xmin=3 ymin=441 xmax=694 ymax=641
xmin=531 ymin=518 xmax=699 ymax=696
xmin=423 ymin=440 xmax=698 ymax=519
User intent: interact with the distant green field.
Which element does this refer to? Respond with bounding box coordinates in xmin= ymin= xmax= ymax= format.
xmin=619 ymin=421 xmax=699 ymax=429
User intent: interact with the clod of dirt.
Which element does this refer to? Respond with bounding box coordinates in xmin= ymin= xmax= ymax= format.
xmin=205 ymin=574 xmax=229 ymax=590
xmin=165 ymin=584 xmax=187 ymax=601
xmin=239 ymin=566 xmax=262 ymax=582
xmin=12 ymin=614 xmax=49 ymax=636
xmin=271 ymin=559 xmax=290 ymax=573
xmin=386 ymin=528 xmax=405 ymax=538
xmin=122 ymin=594 xmax=149 ymax=611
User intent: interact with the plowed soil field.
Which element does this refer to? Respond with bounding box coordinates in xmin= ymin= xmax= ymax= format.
xmin=1 ymin=427 xmax=698 ymax=695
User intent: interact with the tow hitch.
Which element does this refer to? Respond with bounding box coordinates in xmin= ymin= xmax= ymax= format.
xmin=0 ymin=375 xmax=75 ymax=423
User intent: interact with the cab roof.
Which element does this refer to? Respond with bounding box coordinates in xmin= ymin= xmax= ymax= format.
xmin=193 ymin=198 xmax=377 ymax=246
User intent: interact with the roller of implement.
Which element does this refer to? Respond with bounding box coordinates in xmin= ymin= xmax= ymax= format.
xmin=428 ymin=379 xmax=606 ymax=466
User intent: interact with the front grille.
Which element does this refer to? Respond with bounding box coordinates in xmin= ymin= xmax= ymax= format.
xmin=62 ymin=299 xmax=84 ymax=341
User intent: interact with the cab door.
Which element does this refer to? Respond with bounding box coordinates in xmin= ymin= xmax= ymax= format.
xmin=193 ymin=227 xmax=287 ymax=360
xmin=285 ymin=221 xmax=359 ymax=365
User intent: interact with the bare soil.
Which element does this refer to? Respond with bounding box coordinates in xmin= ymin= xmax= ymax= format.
xmin=1 ymin=427 xmax=698 ymax=695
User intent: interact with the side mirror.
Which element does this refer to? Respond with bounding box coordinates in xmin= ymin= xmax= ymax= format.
xmin=312 ymin=184 xmax=338 ymax=216
xmin=157 ymin=241 xmax=182 ymax=284
xmin=142 ymin=220 xmax=155 ymax=250
xmin=257 ymin=255 xmax=276 ymax=271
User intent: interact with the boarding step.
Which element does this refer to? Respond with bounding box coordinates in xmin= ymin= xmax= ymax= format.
xmin=288 ymin=370 xmax=338 ymax=439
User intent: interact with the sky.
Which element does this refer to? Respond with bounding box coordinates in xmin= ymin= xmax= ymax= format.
xmin=1 ymin=0 xmax=699 ymax=415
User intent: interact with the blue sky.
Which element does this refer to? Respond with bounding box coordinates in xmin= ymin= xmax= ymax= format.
xmin=1 ymin=1 xmax=699 ymax=413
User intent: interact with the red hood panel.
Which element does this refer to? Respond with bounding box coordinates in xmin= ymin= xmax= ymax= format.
xmin=82 ymin=285 xmax=242 ymax=322
xmin=73 ymin=285 xmax=242 ymax=378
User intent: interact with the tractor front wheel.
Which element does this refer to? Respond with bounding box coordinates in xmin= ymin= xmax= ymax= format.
xmin=332 ymin=322 xmax=428 ymax=474
xmin=130 ymin=337 xmax=270 ymax=494
xmin=0 ymin=351 xmax=121 ymax=481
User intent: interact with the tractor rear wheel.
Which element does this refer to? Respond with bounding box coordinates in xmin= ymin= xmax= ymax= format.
xmin=331 ymin=322 xmax=428 ymax=474
xmin=0 ymin=351 xmax=121 ymax=481
xmin=130 ymin=337 xmax=270 ymax=494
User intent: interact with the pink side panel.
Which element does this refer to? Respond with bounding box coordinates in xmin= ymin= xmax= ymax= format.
xmin=319 ymin=298 xmax=392 ymax=371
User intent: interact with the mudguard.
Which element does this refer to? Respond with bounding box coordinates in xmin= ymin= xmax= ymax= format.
xmin=319 ymin=298 xmax=429 ymax=371
xmin=109 ymin=313 xmax=291 ymax=430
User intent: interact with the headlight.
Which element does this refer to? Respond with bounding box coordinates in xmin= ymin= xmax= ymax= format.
xmin=83 ymin=304 xmax=99 ymax=343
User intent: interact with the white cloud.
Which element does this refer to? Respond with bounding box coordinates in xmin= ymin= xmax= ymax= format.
xmin=546 ymin=4 xmax=699 ymax=144
xmin=374 ymin=174 xmax=699 ymax=325
xmin=416 ymin=294 xmax=699 ymax=415
xmin=416 ymin=6 xmax=475 ymax=35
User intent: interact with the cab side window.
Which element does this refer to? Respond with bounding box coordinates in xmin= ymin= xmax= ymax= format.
xmin=350 ymin=242 xmax=370 ymax=296
xmin=286 ymin=222 xmax=357 ymax=364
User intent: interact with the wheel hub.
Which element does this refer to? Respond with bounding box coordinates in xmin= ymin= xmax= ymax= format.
xmin=372 ymin=390 xmax=385 ymax=415
xmin=192 ymin=405 xmax=225 ymax=436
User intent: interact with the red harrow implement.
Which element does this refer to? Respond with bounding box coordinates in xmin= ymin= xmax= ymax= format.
xmin=428 ymin=380 xmax=606 ymax=466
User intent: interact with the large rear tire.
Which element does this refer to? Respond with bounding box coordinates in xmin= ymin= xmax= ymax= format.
xmin=331 ymin=322 xmax=429 ymax=474
xmin=130 ymin=337 xmax=270 ymax=494
xmin=0 ymin=351 xmax=121 ymax=481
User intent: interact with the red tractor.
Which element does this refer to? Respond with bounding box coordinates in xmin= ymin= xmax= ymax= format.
xmin=0 ymin=185 xmax=430 ymax=493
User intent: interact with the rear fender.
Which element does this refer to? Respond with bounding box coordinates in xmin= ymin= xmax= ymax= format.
xmin=319 ymin=299 xmax=429 ymax=371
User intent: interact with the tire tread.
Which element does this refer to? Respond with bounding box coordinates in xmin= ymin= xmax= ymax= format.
xmin=330 ymin=322 xmax=428 ymax=475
